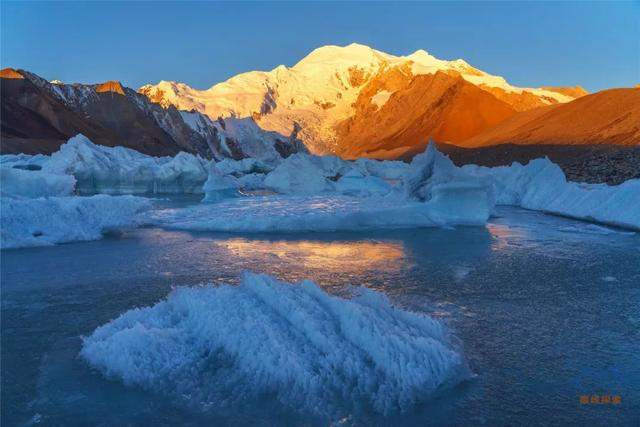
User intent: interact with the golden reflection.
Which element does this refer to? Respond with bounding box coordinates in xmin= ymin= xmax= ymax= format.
xmin=217 ymin=239 xmax=406 ymax=273
xmin=486 ymin=223 xmax=532 ymax=251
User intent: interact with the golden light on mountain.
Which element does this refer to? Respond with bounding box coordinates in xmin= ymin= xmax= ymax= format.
xmin=0 ymin=68 xmax=24 ymax=79
xmin=95 ymin=81 xmax=125 ymax=95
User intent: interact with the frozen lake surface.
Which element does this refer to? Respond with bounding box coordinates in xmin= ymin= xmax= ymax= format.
xmin=2 ymin=198 xmax=639 ymax=425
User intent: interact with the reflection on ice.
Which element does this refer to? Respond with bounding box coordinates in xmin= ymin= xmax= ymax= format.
xmin=218 ymin=238 xmax=406 ymax=273
xmin=486 ymin=207 xmax=637 ymax=257
xmin=486 ymin=222 xmax=533 ymax=252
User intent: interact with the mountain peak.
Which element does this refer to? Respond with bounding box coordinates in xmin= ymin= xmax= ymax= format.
xmin=296 ymin=43 xmax=390 ymax=68
xmin=95 ymin=81 xmax=125 ymax=95
xmin=407 ymin=49 xmax=432 ymax=60
xmin=0 ymin=68 xmax=24 ymax=79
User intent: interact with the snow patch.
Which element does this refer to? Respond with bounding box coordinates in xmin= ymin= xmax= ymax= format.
xmin=371 ymin=90 xmax=392 ymax=108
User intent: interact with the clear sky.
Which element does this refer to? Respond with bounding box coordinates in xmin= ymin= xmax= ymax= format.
xmin=1 ymin=1 xmax=638 ymax=92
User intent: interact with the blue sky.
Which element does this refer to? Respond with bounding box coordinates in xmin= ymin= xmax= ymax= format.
xmin=1 ymin=1 xmax=638 ymax=92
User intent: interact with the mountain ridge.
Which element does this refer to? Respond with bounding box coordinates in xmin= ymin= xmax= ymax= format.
xmin=137 ymin=43 xmax=586 ymax=155
xmin=1 ymin=68 xmax=305 ymax=162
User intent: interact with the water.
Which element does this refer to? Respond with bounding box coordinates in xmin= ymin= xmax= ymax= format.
xmin=2 ymin=199 xmax=639 ymax=426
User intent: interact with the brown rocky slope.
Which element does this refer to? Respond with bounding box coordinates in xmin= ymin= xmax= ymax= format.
xmin=336 ymin=71 xmax=518 ymax=160
xmin=463 ymin=88 xmax=640 ymax=147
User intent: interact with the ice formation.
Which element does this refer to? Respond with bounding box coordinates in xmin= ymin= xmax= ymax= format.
xmin=202 ymin=167 xmax=240 ymax=202
xmin=263 ymin=153 xmax=350 ymax=195
xmin=42 ymin=135 xmax=209 ymax=194
xmin=0 ymin=167 xmax=76 ymax=198
xmin=463 ymin=158 xmax=640 ymax=230
xmin=152 ymin=144 xmax=496 ymax=232
xmin=3 ymin=135 xmax=637 ymax=238
xmin=81 ymin=272 xmax=469 ymax=417
xmin=354 ymin=157 xmax=409 ymax=181
xmin=147 ymin=192 xmax=492 ymax=233
xmin=334 ymin=168 xmax=393 ymax=196
xmin=1 ymin=195 xmax=151 ymax=249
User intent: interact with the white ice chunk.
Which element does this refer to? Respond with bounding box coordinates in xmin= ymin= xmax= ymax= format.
xmin=0 ymin=153 xmax=48 ymax=169
xmin=463 ymin=158 xmax=640 ymax=230
xmin=236 ymin=173 xmax=266 ymax=190
xmin=43 ymin=135 xmax=209 ymax=194
xmin=334 ymin=168 xmax=393 ymax=196
xmin=354 ymin=157 xmax=409 ymax=181
xmin=202 ymin=167 xmax=239 ymax=202
xmin=213 ymin=157 xmax=273 ymax=176
xmin=263 ymin=154 xmax=336 ymax=195
xmin=81 ymin=272 xmax=469 ymax=417
xmin=404 ymin=143 xmax=495 ymax=222
xmin=0 ymin=167 xmax=76 ymax=198
xmin=0 ymin=195 xmax=151 ymax=249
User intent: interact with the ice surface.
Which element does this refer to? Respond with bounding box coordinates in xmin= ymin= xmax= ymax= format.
xmin=43 ymin=135 xmax=209 ymax=194
xmin=463 ymin=158 xmax=640 ymax=230
xmin=148 ymin=193 xmax=490 ymax=233
xmin=0 ymin=195 xmax=151 ymax=249
xmin=81 ymin=272 xmax=468 ymax=417
xmin=0 ymin=167 xmax=76 ymax=198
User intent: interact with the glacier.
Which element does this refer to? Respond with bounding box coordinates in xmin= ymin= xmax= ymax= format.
xmin=80 ymin=272 xmax=469 ymax=418
xmin=2 ymin=135 xmax=637 ymax=241
xmin=0 ymin=195 xmax=151 ymax=249
xmin=463 ymin=157 xmax=640 ymax=231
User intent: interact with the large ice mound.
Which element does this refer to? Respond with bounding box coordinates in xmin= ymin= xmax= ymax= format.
xmin=463 ymin=158 xmax=640 ymax=231
xmin=0 ymin=195 xmax=151 ymax=249
xmin=81 ymin=272 xmax=468 ymax=418
xmin=0 ymin=167 xmax=76 ymax=198
xmin=41 ymin=135 xmax=209 ymax=194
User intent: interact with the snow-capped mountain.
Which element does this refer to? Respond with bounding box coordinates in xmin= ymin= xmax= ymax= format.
xmin=1 ymin=68 xmax=305 ymax=161
xmin=138 ymin=43 xmax=586 ymax=156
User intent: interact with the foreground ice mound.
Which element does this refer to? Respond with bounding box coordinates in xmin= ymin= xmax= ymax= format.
xmin=148 ymin=194 xmax=490 ymax=232
xmin=43 ymin=135 xmax=209 ymax=194
xmin=464 ymin=158 xmax=640 ymax=231
xmin=0 ymin=167 xmax=76 ymax=197
xmin=81 ymin=272 xmax=468 ymax=418
xmin=0 ymin=195 xmax=150 ymax=249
